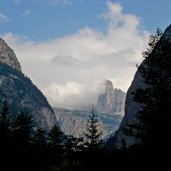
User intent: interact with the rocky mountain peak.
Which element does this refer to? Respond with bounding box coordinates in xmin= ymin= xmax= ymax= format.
xmin=0 ymin=38 xmax=21 ymax=71
xmin=0 ymin=38 xmax=57 ymax=129
xmin=96 ymin=80 xmax=126 ymax=115
xmin=106 ymin=80 xmax=113 ymax=92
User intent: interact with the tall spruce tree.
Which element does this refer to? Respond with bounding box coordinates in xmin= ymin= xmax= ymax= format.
xmin=33 ymin=127 xmax=49 ymax=171
xmin=33 ymin=127 xmax=47 ymax=146
xmin=48 ymin=125 xmax=63 ymax=146
xmin=84 ymin=108 xmax=102 ymax=150
xmin=124 ymin=28 xmax=171 ymax=149
xmin=12 ymin=111 xmax=35 ymax=147
xmin=0 ymin=101 xmax=12 ymax=170
xmin=0 ymin=100 xmax=11 ymax=143
xmin=48 ymin=125 xmax=64 ymax=166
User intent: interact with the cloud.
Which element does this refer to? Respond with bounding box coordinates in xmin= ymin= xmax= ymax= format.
xmin=100 ymin=1 xmax=140 ymax=31
xmin=52 ymin=56 xmax=82 ymax=67
xmin=0 ymin=12 xmax=10 ymax=23
xmin=21 ymin=10 xmax=30 ymax=17
xmin=44 ymin=81 xmax=104 ymax=109
xmin=2 ymin=2 xmax=149 ymax=109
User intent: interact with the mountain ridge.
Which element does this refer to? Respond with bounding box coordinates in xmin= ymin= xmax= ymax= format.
xmin=96 ymin=80 xmax=126 ymax=115
xmin=53 ymin=107 xmax=123 ymax=139
xmin=0 ymin=38 xmax=57 ymax=129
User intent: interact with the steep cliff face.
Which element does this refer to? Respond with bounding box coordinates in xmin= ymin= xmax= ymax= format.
xmin=0 ymin=38 xmax=57 ymax=129
xmin=0 ymin=38 xmax=21 ymax=71
xmin=54 ymin=107 xmax=122 ymax=139
xmin=108 ymin=70 xmax=144 ymax=148
xmin=96 ymin=80 xmax=126 ymax=115
xmin=110 ymin=24 xmax=171 ymax=149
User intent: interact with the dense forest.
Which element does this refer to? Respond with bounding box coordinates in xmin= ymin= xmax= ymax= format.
xmin=1 ymin=28 xmax=171 ymax=171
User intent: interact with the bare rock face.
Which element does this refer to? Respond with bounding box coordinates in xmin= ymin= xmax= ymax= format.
xmin=0 ymin=38 xmax=21 ymax=71
xmin=96 ymin=80 xmax=126 ymax=115
xmin=110 ymin=24 xmax=171 ymax=149
xmin=53 ymin=107 xmax=122 ymax=139
xmin=110 ymin=70 xmax=145 ymax=148
xmin=0 ymin=38 xmax=57 ymax=129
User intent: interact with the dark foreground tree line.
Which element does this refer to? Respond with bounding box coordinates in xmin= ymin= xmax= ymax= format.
xmin=0 ymin=100 xmax=106 ymax=171
xmin=0 ymin=102 xmax=170 ymax=171
xmin=1 ymin=28 xmax=171 ymax=170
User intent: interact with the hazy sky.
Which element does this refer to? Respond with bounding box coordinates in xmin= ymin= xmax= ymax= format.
xmin=0 ymin=0 xmax=171 ymax=109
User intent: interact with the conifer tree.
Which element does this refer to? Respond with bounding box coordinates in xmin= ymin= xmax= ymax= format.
xmin=34 ymin=127 xmax=47 ymax=146
xmin=0 ymin=101 xmax=12 ymax=170
xmin=65 ymin=135 xmax=84 ymax=155
xmin=84 ymin=108 xmax=102 ymax=150
xmin=12 ymin=111 xmax=34 ymax=147
xmin=48 ymin=125 xmax=64 ymax=166
xmin=124 ymin=28 xmax=171 ymax=149
xmin=8 ymin=111 xmax=35 ymax=171
xmin=48 ymin=125 xmax=63 ymax=146
xmin=32 ymin=127 xmax=49 ymax=171
xmin=0 ymin=100 xmax=11 ymax=142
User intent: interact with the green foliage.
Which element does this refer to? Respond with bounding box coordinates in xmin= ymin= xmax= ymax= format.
xmin=48 ymin=125 xmax=65 ymax=167
xmin=33 ymin=127 xmax=47 ymax=145
xmin=84 ymin=108 xmax=102 ymax=150
xmin=65 ymin=135 xmax=84 ymax=153
xmin=0 ymin=100 xmax=11 ymax=138
xmin=0 ymin=101 xmax=12 ymax=169
xmin=12 ymin=111 xmax=35 ymax=147
xmin=48 ymin=125 xmax=63 ymax=146
xmin=142 ymin=28 xmax=163 ymax=59
xmin=124 ymin=28 xmax=171 ymax=149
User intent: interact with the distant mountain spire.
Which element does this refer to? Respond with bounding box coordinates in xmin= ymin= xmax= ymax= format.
xmin=95 ymin=80 xmax=126 ymax=115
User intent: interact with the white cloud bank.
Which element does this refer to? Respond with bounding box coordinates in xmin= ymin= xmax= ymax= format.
xmin=2 ymin=1 xmax=149 ymax=109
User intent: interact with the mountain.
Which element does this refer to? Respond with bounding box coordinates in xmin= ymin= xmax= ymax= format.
xmin=107 ymin=24 xmax=171 ymax=148
xmin=0 ymin=38 xmax=21 ymax=71
xmin=53 ymin=107 xmax=122 ymax=139
xmin=96 ymin=80 xmax=126 ymax=115
xmin=0 ymin=38 xmax=57 ymax=129
xmin=53 ymin=80 xmax=125 ymax=139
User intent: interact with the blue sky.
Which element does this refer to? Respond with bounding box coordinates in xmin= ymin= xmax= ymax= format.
xmin=0 ymin=0 xmax=171 ymax=109
xmin=0 ymin=0 xmax=170 ymax=41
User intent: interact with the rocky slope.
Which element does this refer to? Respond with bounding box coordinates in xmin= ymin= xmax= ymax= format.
xmin=106 ymin=70 xmax=144 ymax=148
xmin=96 ymin=80 xmax=126 ymax=115
xmin=0 ymin=38 xmax=57 ymax=129
xmin=54 ymin=107 xmax=122 ymax=139
xmin=108 ymin=24 xmax=171 ymax=148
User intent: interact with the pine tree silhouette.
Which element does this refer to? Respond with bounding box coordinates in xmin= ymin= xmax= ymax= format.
xmin=0 ymin=101 xmax=12 ymax=170
xmin=123 ymin=28 xmax=171 ymax=149
xmin=84 ymin=108 xmax=102 ymax=150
